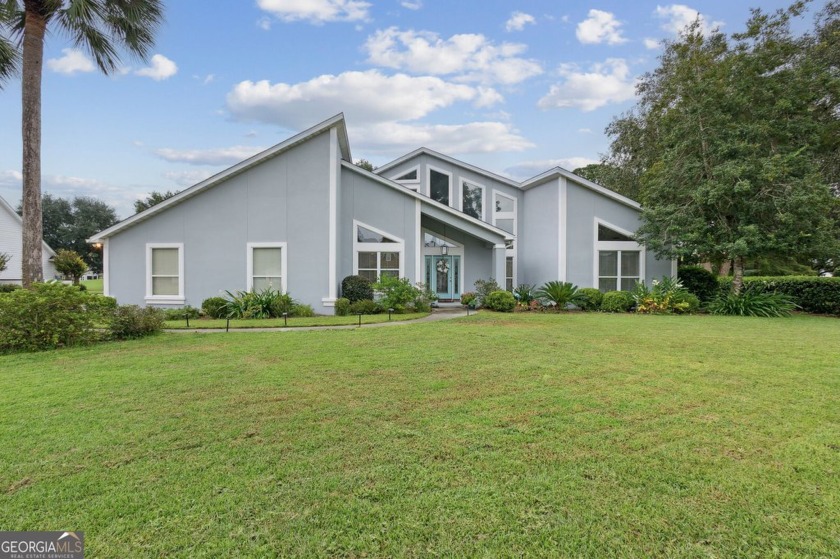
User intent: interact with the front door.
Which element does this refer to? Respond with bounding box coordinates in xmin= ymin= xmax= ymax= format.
xmin=426 ymin=255 xmax=460 ymax=301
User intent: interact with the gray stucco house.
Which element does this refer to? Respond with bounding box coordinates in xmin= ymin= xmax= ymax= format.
xmin=89 ymin=114 xmax=675 ymax=313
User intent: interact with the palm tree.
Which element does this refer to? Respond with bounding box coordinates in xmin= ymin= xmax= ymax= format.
xmin=0 ymin=0 xmax=163 ymax=287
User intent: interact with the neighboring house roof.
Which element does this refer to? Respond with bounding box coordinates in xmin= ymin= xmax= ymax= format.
xmin=88 ymin=113 xmax=352 ymax=242
xmin=0 ymin=194 xmax=57 ymax=257
xmin=342 ymin=161 xmax=512 ymax=241
xmin=520 ymin=167 xmax=641 ymax=210
xmin=375 ymin=147 xmax=522 ymax=189
xmin=377 ymin=147 xmax=642 ymax=210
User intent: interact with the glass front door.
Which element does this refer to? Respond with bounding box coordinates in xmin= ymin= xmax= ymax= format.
xmin=425 ymin=255 xmax=460 ymax=300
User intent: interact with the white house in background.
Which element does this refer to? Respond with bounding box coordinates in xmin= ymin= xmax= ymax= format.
xmin=89 ymin=114 xmax=676 ymax=313
xmin=0 ymin=194 xmax=58 ymax=284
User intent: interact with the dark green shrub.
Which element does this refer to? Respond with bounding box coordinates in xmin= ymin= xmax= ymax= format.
xmin=0 ymin=282 xmax=99 ymax=353
xmin=163 ymin=306 xmax=200 ymax=320
xmin=411 ymin=299 xmax=432 ymax=313
xmin=372 ymin=275 xmax=423 ymax=311
xmin=461 ymin=292 xmax=477 ymax=307
xmin=671 ymin=291 xmax=701 ymax=314
xmin=678 ymin=266 xmax=718 ymax=302
xmin=601 ymin=291 xmax=634 ymax=312
xmin=86 ymin=295 xmax=117 ymax=315
xmin=537 ymin=281 xmax=583 ymax=309
xmin=335 ymin=297 xmax=351 ymax=316
xmin=484 ymin=290 xmax=516 ymax=312
xmin=202 ymin=296 xmax=229 ymax=318
xmin=575 ymin=288 xmax=603 ymax=311
xmin=513 ymin=284 xmax=536 ymax=304
xmin=291 ymin=304 xmax=315 ymax=317
xmin=342 ymin=275 xmax=373 ymax=303
xmin=708 ymin=291 xmax=795 ymax=317
xmin=349 ymin=299 xmax=382 ymax=315
xmin=110 ymin=305 xmax=165 ymax=339
xmin=77 ymin=283 xmax=88 ymax=292
xmin=474 ymin=278 xmax=501 ymax=306
xmin=0 ymin=283 xmax=21 ymax=293
xmin=269 ymin=293 xmax=295 ymax=317
xmin=718 ymin=276 xmax=840 ymax=315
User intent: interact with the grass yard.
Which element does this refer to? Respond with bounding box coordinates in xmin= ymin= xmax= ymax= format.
xmin=163 ymin=312 xmax=428 ymax=329
xmin=80 ymin=278 xmax=103 ymax=294
xmin=1 ymin=313 xmax=838 ymax=557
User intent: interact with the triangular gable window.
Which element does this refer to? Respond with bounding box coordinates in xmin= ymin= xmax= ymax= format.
xmin=424 ymin=232 xmax=456 ymax=248
xmin=357 ymin=225 xmax=398 ymax=243
xmin=396 ymin=169 xmax=417 ymax=181
xmin=598 ymin=224 xmax=634 ymax=242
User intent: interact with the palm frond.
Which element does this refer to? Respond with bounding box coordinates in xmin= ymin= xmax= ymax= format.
xmin=0 ymin=1 xmax=22 ymax=86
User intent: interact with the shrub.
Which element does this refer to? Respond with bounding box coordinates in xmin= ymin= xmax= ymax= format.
xmin=53 ymin=249 xmax=88 ymax=285
xmin=223 ymin=288 xmax=295 ymax=319
xmin=718 ymin=276 xmax=840 ymax=315
xmin=537 ymin=281 xmax=583 ymax=309
xmin=484 ymin=290 xmax=516 ymax=312
xmin=372 ymin=275 xmax=424 ymax=312
xmin=202 ymin=296 xmax=229 ymax=319
xmin=575 ymin=288 xmax=603 ymax=311
xmin=632 ymin=277 xmax=695 ymax=314
xmin=601 ymin=291 xmax=634 ymax=312
xmin=513 ymin=284 xmax=536 ymax=305
xmin=0 ymin=282 xmax=99 ymax=353
xmin=86 ymin=295 xmax=117 ymax=316
xmin=291 ymin=304 xmax=315 ymax=317
xmin=461 ymin=292 xmax=477 ymax=307
xmin=269 ymin=293 xmax=296 ymax=317
xmin=349 ymin=299 xmax=382 ymax=315
xmin=110 ymin=305 xmax=165 ymax=339
xmin=473 ymin=278 xmax=501 ymax=306
xmin=0 ymin=283 xmax=21 ymax=293
xmin=163 ymin=306 xmax=200 ymax=321
xmin=678 ymin=266 xmax=719 ymax=302
xmin=335 ymin=297 xmax=351 ymax=316
xmin=342 ymin=275 xmax=373 ymax=303
xmin=671 ymin=291 xmax=701 ymax=314
xmin=708 ymin=291 xmax=796 ymax=317
xmin=77 ymin=283 xmax=87 ymax=292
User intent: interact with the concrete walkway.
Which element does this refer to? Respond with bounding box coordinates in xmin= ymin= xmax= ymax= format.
xmin=164 ymin=308 xmax=473 ymax=334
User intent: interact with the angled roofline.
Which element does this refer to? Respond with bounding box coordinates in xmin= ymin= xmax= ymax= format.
xmin=88 ymin=113 xmax=351 ymax=242
xmin=521 ymin=167 xmax=641 ymax=210
xmin=375 ymin=147 xmax=521 ymax=189
xmin=341 ymin=161 xmax=512 ymax=241
xmin=0 ymin=194 xmax=57 ymax=257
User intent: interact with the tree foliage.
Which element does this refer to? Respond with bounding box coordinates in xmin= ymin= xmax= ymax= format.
xmin=134 ymin=190 xmax=178 ymax=214
xmin=354 ymin=159 xmax=375 ymax=172
xmin=53 ymin=249 xmax=87 ymax=285
xmin=0 ymin=251 xmax=9 ymax=273
xmin=605 ymin=2 xmax=840 ymax=292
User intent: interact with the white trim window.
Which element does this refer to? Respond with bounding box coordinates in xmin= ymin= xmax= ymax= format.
xmin=427 ymin=166 xmax=452 ymax=206
xmin=353 ymin=220 xmax=405 ymax=282
xmin=247 ymin=242 xmax=287 ymax=292
xmin=594 ymin=219 xmax=645 ymax=292
xmin=493 ymin=190 xmax=517 ymax=289
xmin=461 ymin=179 xmax=484 ymax=220
xmin=394 ymin=165 xmax=420 ymax=190
xmin=146 ymin=243 xmax=184 ymax=303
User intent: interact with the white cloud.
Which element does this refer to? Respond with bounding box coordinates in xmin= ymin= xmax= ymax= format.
xmin=505 ymin=11 xmax=536 ymax=32
xmin=538 ymin=58 xmax=637 ymax=112
xmin=154 ymin=146 xmax=265 ymax=166
xmin=364 ymin=27 xmax=542 ymax=85
xmin=654 ymin=4 xmax=723 ymax=36
xmin=576 ymin=9 xmax=627 ymax=45
xmin=355 ymin=121 xmax=533 ymax=155
xmin=401 ymin=0 xmax=422 ymax=10
xmin=163 ymin=170 xmax=216 ymax=187
xmin=0 ymin=170 xmax=23 ymax=187
xmin=226 ymin=70 xmax=495 ymax=128
xmin=46 ymin=48 xmax=95 ymax=75
xmin=257 ymin=16 xmax=272 ymax=30
xmin=644 ymin=37 xmax=661 ymax=50
xmin=578 ymin=128 xmax=592 ymax=133
xmin=505 ymin=157 xmax=599 ymax=179
xmin=135 ymin=54 xmax=178 ymax=81
xmin=257 ymin=0 xmax=370 ymax=24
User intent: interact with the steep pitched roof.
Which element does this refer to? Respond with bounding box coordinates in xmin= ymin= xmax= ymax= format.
xmin=88 ymin=114 xmax=351 ymax=242
xmin=0 ymin=194 xmax=57 ymax=257
xmin=374 ymin=147 xmax=521 ymax=188
xmin=520 ymin=167 xmax=641 ymax=210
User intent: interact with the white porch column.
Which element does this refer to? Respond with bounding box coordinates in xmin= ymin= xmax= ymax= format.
xmin=492 ymin=244 xmax=506 ymax=286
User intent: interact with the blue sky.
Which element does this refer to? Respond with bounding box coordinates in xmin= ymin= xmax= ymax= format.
xmin=0 ymin=0 xmax=827 ymax=217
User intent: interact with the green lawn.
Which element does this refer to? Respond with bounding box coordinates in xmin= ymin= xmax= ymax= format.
xmin=1 ymin=313 xmax=838 ymax=557
xmin=163 ymin=312 xmax=428 ymax=329
xmin=80 ymin=278 xmax=103 ymax=294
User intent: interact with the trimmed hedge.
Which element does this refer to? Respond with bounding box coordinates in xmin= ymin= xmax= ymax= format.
xmin=718 ymin=276 xmax=840 ymax=315
xmin=484 ymin=290 xmax=516 ymax=312
xmin=601 ymin=291 xmax=634 ymax=313
xmin=678 ymin=266 xmax=718 ymax=303
xmin=341 ymin=275 xmax=373 ymax=303
xmin=576 ymin=288 xmax=603 ymax=311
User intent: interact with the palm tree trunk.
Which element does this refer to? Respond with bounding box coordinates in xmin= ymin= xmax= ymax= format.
xmin=20 ymin=5 xmax=46 ymax=287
